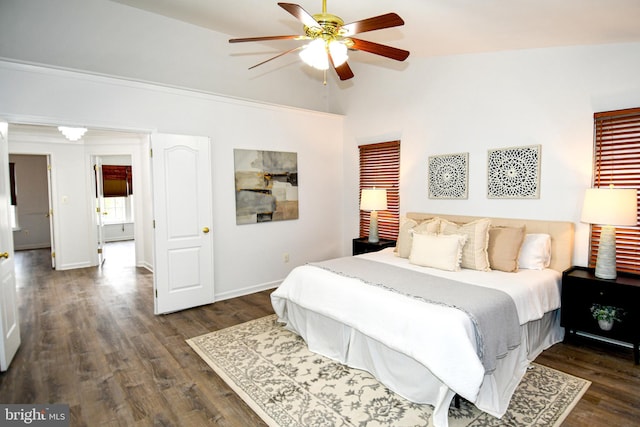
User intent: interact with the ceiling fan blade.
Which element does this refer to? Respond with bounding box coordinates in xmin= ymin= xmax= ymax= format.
xmin=278 ymin=3 xmax=321 ymax=28
xmin=341 ymin=13 xmax=405 ymax=36
xmin=229 ymin=35 xmax=306 ymax=43
xmin=329 ymin=55 xmax=355 ymax=81
xmin=333 ymin=61 xmax=354 ymax=81
xmin=248 ymin=46 xmax=302 ymax=70
xmin=349 ymin=38 xmax=410 ymax=61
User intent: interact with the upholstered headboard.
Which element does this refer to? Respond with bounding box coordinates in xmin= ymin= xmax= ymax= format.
xmin=406 ymin=212 xmax=575 ymax=273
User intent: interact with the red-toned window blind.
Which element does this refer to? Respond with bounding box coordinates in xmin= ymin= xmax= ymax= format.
xmin=102 ymin=165 xmax=133 ymax=197
xmin=590 ymin=108 xmax=640 ymax=274
xmin=359 ymin=141 xmax=400 ymax=240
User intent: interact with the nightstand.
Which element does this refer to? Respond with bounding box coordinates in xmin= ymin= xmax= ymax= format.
xmin=561 ymin=266 xmax=640 ymax=364
xmin=352 ymin=238 xmax=396 ymax=255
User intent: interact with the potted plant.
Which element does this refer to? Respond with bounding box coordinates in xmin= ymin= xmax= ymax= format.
xmin=590 ymin=304 xmax=624 ymax=331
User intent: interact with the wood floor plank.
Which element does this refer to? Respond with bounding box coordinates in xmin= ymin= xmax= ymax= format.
xmin=1 ymin=243 xmax=639 ymax=426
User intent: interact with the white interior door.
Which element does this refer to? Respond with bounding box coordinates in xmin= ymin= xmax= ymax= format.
xmin=94 ymin=158 xmax=106 ymax=266
xmin=152 ymin=133 xmax=214 ymax=314
xmin=0 ymin=122 xmax=20 ymax=371
xmin=46 ymin=156 xmax=56 ymax=268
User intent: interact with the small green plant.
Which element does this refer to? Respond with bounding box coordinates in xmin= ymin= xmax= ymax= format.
xmin=590 ymin=304 xmax=624 ymax=322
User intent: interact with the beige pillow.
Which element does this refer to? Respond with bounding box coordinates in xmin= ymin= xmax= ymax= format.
xmin=413 ymin=217 xmax=440 ymax=235
xmin=396 ymin=217 xmax=418 ymax=258
xmin=409 ymin=233 xmax=467 ymax=271
xmin=441 ymin=218 xmax=491 ymax=271
xmin=488 ymin=225 xmax=526 ymax=272
xmin=396 ymin=217 xmax=440 ymax=258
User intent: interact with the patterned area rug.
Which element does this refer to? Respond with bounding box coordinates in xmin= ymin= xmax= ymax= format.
xmin=187 ymin=315 xmax=590 ymax=427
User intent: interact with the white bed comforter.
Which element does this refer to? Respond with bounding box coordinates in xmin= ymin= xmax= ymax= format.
xmin=271 ymin=248 xmax=562 ymax=425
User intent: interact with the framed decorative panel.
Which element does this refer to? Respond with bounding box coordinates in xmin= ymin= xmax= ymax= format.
xmin=428 ymin=152 xmax=469 ymax=199
xmin=487 ymin=145 xmax=541 ymax=199
xmin=234 ymin=149 xmax=298 ymax=224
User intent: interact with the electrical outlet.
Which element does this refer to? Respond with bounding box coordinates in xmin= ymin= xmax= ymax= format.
xmin=283 ymin=253 xmax=290 ymax=263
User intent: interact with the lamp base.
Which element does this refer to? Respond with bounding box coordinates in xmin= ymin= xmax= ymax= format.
xmin=368 ymin=210 xmax=379 ymax=243
xmin=595 ymin=225 xmax=617 ymax=280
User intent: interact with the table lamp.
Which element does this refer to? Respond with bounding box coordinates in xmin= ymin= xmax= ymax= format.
xmin=581 ymin=187 xmax=637 ymax=279
xmin=360 ymin=188 xmax=388 ymax=243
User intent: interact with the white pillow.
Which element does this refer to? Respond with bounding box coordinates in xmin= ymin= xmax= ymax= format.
xmin=409 ymin=233 xmax=467 ymax=271
xmin=518 ymin=233 xmax=551 ymax=270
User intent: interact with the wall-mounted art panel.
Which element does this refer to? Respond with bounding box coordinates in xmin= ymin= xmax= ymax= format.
xmin=234 ymin=149 xmax=298 ymax=224
xmin=428 ymin=152 xmax=468 ymax=199
xmin=487 ymin=145 xmax=541 ymax=199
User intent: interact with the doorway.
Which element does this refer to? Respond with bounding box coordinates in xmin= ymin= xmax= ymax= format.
xmin=9 ymin=154 xmax=55 ymax=267
xmin=93 ymin=155 xmax=136 ymax=270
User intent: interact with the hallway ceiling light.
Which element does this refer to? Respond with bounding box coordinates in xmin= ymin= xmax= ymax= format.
xmin=58 ymin=126 xmax=88 ymax=141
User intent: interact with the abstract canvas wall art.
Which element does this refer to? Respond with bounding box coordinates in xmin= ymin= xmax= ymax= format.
xmin=234 ymin=149 xmax=299 ymax=224
xmin=428 ymin=152 xmax=469 ymax=199
xmin=487 ymin=145 xmax=541 ymax=199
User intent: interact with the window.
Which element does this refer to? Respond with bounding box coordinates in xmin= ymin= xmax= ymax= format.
xmin=102 ymin=196 xmax=134 ymax=223
xmin=590 ymin=108 xmax=640 ymax=274
xmin=359 ymin=141 xmax=400 ymax=240
xmin=97 ymin=164 xmax=134 ymax=223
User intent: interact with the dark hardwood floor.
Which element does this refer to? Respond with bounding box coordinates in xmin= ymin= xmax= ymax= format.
xmin=1 ymin=245 xmax=639 ymax=426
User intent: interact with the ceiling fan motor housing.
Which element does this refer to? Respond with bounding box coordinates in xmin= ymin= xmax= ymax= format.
xmin=305 ymin=13 xmax=344 ymax=40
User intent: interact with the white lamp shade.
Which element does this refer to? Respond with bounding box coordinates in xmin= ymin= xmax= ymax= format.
xmin=360 ymin=189 xmax=388 ymax=211
xmin=581 ymin=188 xmax=637 ymax=226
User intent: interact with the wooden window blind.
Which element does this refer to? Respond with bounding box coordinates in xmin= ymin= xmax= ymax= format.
xmin=591 ymin=107 xmax=640 ymax=274
xmin=359 ymin=141 xmax=400 ymax=240
xmin=102 ymin=165 xmax=133 ymax=198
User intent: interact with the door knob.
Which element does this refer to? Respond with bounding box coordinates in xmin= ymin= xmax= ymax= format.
xmin=203 ymin=227 xmax=210 ymax=233
xmin=0 ymin=252 xmax=9 ymax=259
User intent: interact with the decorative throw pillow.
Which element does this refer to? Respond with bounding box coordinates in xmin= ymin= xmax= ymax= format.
xmin=413 ymin=218 xmax=441 ymax=235
xmin=396 ymin=217 xmax=440 ymax=258
xmin=396 ymin=217 xmax=418 ymax=258
xmin=409 ymin=233 xmax=467 ymax=271
xmin=518 ymin=233 xmax=552 ymax=270
xmin=488 ymin=225 xmax=526 ymax=272
xmin=441 ymin=218 xmax=492 ymax=271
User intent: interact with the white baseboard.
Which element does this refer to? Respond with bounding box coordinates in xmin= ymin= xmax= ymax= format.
xmin=214 ymin=280 xmax=281 ymax=302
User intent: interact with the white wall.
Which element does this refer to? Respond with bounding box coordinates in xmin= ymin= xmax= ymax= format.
xmin=339 ymin=42 xmax=640 ymax=267
xmin=0 ymin=61 xmax=345 ymax=300
xmin=0 ymin=0 xmax=338 ymax=113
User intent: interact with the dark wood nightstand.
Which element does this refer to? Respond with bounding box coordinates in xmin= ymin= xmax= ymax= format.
xmin=352 ymin=238 xmax=396 ymax=255
xmin=561 ymin=266 xmax=640 ymax=364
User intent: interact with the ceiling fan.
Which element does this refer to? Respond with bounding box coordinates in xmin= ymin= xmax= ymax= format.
xmin=229 ymin=1 xmax=410 ymax=81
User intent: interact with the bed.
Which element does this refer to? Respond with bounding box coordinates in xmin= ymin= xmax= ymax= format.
xmin=271 ymin=213 xmax=574 ymax=427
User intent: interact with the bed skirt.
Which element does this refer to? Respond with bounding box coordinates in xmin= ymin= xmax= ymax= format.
xmin=276 ymin=303 xmax=563 ymax=427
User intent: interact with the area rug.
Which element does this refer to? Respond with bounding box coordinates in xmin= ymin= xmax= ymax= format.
xmin=187 ymin=315 xmax=590 ymax=427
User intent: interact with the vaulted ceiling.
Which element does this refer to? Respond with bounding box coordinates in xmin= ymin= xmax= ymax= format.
xmin=111 ymin=0 xmax=640 ymax=59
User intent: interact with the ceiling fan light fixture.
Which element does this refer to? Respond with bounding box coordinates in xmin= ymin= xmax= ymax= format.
xmin=329 ymin=40 xmax=348 ymax=66
xmin=299 ymin=38 xmax=330 ymax=70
